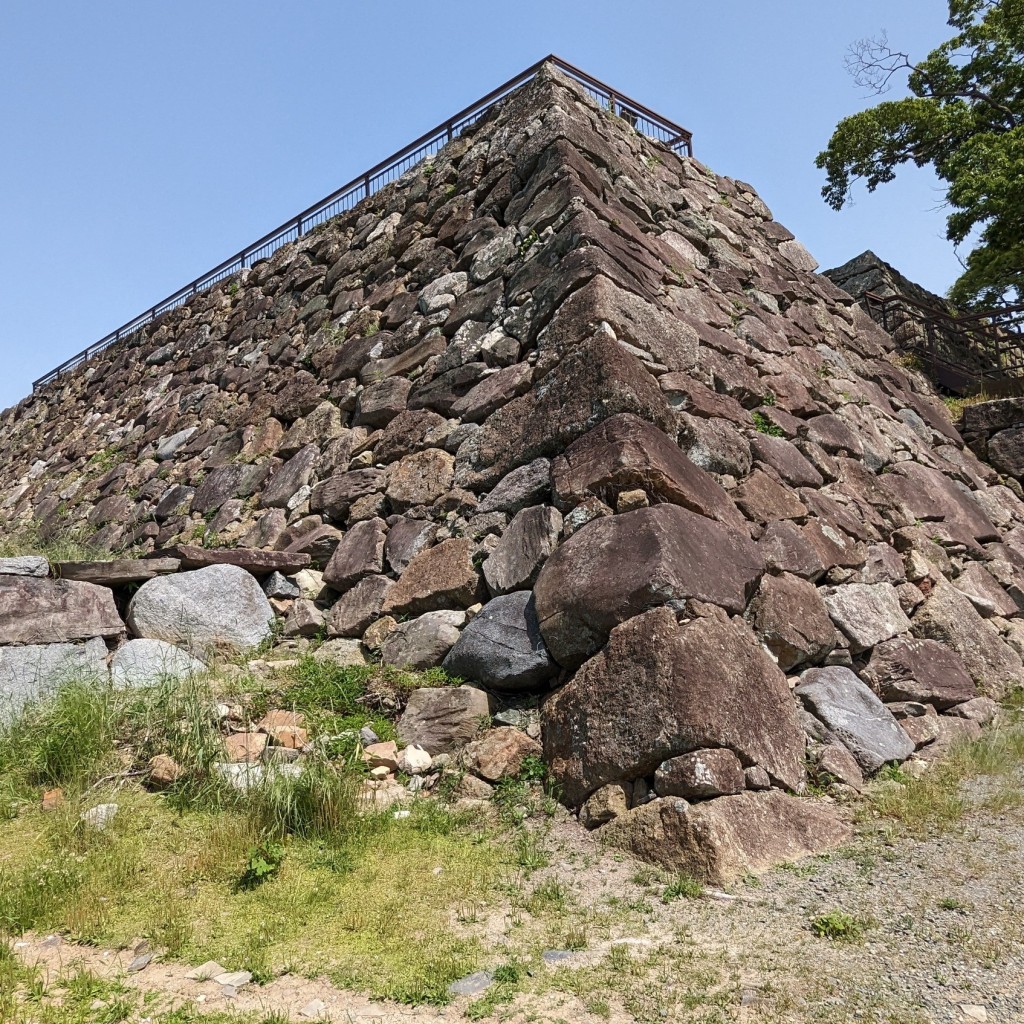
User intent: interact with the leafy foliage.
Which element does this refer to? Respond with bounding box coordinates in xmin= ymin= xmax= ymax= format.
xmin=236 ymin=840 xmax=287 ymax=890
xmin=816 ymin=0 xmax=1024 ymax=306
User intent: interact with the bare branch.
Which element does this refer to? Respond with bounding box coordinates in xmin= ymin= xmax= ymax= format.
xmin=845 ymin=32 xmax=915 ymax=94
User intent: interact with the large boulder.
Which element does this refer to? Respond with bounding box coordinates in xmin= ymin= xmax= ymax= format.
xmin=795 ymin=666 xmax=915 ymax=774
xmin=0 ymin=638 xmax=109 ymax=719
xmin=534 ymin=504 xmax=763 ymax=669
xmin=911 ymin=580 xmax=1024 ymax=698
xmin=883 ymin=462 xmax=999 ymax=544
xmin=442 ymin=592 xmax=558 ymax=691
xmin=861 ymin=635 xmax=976 ymax=709
xmin=604 ymin=791 xmax=852 ymax=884
xmin=541 ymin=608 xmax=806 ymax=805
xmin=550 ymin=413 xmax=743 ymax=526
xmin=110 ymin=639 xmax=207 ymax=689
xmin=397 ymin=685 xmax=491 ymax=754
xmin=127 ymin=564 xmax=275 ymax=657
xmin=0 ymin=576 xmax=123 ymax=645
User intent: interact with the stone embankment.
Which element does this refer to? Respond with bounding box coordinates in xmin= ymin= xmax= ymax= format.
xmin=2 ymin=63 xmax=1023 ymax=881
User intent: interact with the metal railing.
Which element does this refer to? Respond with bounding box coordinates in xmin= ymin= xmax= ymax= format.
xmin=32 ymin=55 xmax=693 ymax=393
xmin=864 ymin=290 xmax=1024 ymax=396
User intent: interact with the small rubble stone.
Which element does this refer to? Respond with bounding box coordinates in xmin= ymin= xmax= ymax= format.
xmin=223 ymin=732 xmax=268 ymax=763
xmin=579 ymin=783 xmax=631 ymax=829
xmin=464 ymin=728 xmax=542 ymax=782
xmin=381 ymin=610 xmax=465 ymax=670
xmin=148 ymin=754 xmax=182 ymax=788
xmin=654 ymin=748 xmax=746 ymax=800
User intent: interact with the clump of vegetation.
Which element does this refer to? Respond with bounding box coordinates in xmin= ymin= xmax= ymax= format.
xmin=810 ymin=910 xmax=870 ymax=941
xmin=662 ymin=873 xmax=704 ymax=902
xmin=0 ymin=520 xmax=108 ymax=563
xmin=752 ymin=411 xmax=785 ymax=437
xmin=236 ymin=839 xmax=287 ymax=890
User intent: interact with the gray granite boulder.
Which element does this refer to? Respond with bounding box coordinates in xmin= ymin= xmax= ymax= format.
xmin=110 ymin=639 xmax=207 ymax=689
xmin=795 ymin=666 xmax=915 ymax=774
xmin=127 ymin=564 xmax=274 ymax=657
xmin=0 ymin=638 xmax=109 ymax=719
xmin=442 ymin=592 xmax=558 ymax=691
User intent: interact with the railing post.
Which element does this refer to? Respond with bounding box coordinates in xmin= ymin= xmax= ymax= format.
xmin=364 ymin=174 xmax=371 ymax=199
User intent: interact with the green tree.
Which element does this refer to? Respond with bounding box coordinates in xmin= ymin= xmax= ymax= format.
xmin=816 ymin=0 xmax=1024 ymax=308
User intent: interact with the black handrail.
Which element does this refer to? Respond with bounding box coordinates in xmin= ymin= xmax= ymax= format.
xmin=31 ymin=55 xmax=693 ymax=393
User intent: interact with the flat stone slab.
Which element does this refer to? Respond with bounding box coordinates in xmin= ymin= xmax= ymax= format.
xmin=448 ymin=971 xmax=494 ymax=997
xmin=151 ymin=546 xmax=311 ymax=576
xmin=0 ymin=576 xmax=124 ymax=645
xmin=0 ymin=556 xmax=49 ymax=577
xmin=54 ymin=558 xmax=180 ymax=586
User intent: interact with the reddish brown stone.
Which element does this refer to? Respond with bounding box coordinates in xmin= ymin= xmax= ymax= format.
xmin=381 ymin=538 xmax=484 ymax=617
xmin=542 ymin=608 xmax=805 ymax=804
xmin=534 ymin=504 xmax=763 ymax=669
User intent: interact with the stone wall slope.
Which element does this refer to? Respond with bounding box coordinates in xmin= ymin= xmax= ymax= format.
xmin=1 ymin=62 xmax=1022 ymax=878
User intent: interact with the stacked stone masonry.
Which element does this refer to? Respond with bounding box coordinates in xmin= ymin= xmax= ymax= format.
xmin=1 ymin=64 xmax=1021 ymax=882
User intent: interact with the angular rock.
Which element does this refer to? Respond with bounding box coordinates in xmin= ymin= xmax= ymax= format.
xmin=482 ymin=505 xmax=561 ymax=596
xmin=954 ymin=561 xmax=1019 ymax=618
xmin=127 ymin=564 xmax=274 ymax=657
xmin=813 ymin=743 xmax=864 ymax=791
xmin=326 ymin=575 xmax=393 ymax=637
xmin=381 ymin=538 xmax=483 ymax=616
xmin=464 ymin=728 xmax=542 ymax=782
xmin=550 ymin=413 xmax=743 ymax=526
xmin=442 ymin=592 xmax=557 ymax=691
xmin=283 ymin=599 xmax=324 ymax=638
xmin=911 ymin=580 xmax=1024 ymax=698
xmin=884 ymin=462 xmax=999 ymax=544
xmin=396 ymin=685 xmax=491 ymax=754
xmin=380 ymin=610 xmax=466 ymax=670
xmin=604 ymin=790 xmax=851 ymax=884
xmin=542 ymin=608 xmax=805 ymax=804
xmin=861 ymin=635 xmax=976 ymax=709
xmin=383 ymin=518 xmax=438 ymax=574
xmin=0 ymin=576 xmax=124 ymax=645
xmin=322 ymin=518 xmax=387 ymax=590
xmin=534 ymin=504 xmax=763 ymax=669
xmin=310 ymin=469 xmax=386 ymax=520
xmin=579 ymin=783 xmax=631 ymax=829
xmin=732 ymin=469 xmax=807 ymax=523
xmin=477 ymin=458 xmax=551 ymax=515
xmin=744 ymin=572 xmax=837 ymax=671
xmin=260 ymin=444 xmax=319 ymax=509
xmin=110 ymin=639 xmax=206 ymax=689
xmin=654 ymin=748 xmax=746 ymax=800
xmin=822 ymin=583 xmax=911 ymax=654
xmin=462 ymin=333 xmax=675 ymax=488
xmin=385 ymin=449 xmax=455 ymax=513
xmin=795 ymin=666 xmax=915 ymax=774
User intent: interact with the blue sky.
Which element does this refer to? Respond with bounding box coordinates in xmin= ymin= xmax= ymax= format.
xmin=0 ymin=1 xmax=957 ymax=411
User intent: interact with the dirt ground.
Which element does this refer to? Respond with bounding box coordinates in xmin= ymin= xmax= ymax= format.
xmin=12 ymin=782 xmax=1024 ymax=1024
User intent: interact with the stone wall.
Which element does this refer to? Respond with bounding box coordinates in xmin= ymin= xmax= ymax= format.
xmin=2 ymin=63 xmax=1023 ymax=880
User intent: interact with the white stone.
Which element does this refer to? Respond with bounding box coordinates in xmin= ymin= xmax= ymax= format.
xmin=127 ymin=564 xmax=274 ymax=657
xmin=397 ymin=744 xmax=432 ymax=775
xmin=110 ymin=639 xmax=206 ymax=689
xmin=0 ymin=556 xmax=49 ymax=577
xmin=81 ymin=803 xmax=119 ymax=830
